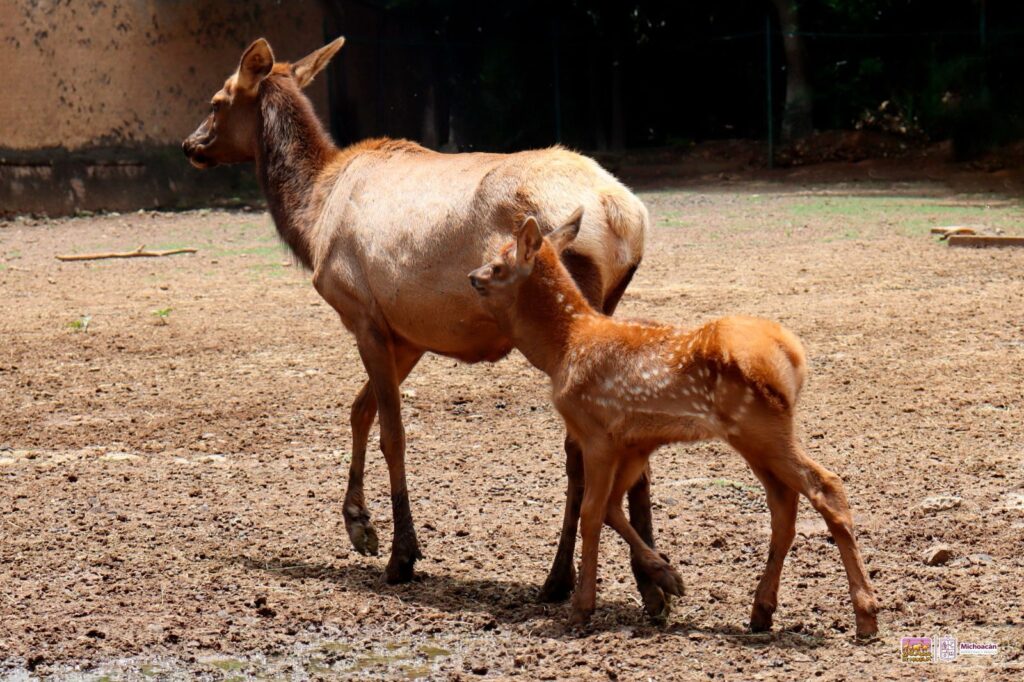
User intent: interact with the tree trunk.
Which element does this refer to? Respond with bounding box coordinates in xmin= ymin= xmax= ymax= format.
xmin=771 ymin=0 xmax=813 ymax=141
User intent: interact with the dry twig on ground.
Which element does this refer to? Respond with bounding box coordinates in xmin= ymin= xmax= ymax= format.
xmin=55 ymin=245 xmax=197 ymax=262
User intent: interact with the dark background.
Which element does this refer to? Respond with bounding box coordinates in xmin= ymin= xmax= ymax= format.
xmin=321 ymin=0 xmax=1024 ymax=159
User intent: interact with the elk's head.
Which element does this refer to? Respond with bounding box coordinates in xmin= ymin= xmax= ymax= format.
xmin=468 ymin=207 xmax=583 ymax=311
xmin=182 ymin=36 xmax=345 ymax=169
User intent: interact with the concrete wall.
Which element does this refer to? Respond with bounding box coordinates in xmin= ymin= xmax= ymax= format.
xmin=0 ymin=0 xmax=327 ymax=215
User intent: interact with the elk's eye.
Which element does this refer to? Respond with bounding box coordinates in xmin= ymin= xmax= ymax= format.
xmin=493 ymin=264 xmax=504 ymax=276
xmin=211 ymin=102 xmax=221 ymax=114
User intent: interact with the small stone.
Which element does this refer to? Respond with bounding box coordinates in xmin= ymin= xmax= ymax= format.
xmin=923 ymin=544 xmax=952 ymax=566
xmin=197 ymin=454 xmax=226 ymax=464
xmin=101 ymin=452 xmax=139 ymax=462
xmin=967 ymin=553 xmax=994 ymax=566
xmin=920 ymin=495 xmax=962 ymax=513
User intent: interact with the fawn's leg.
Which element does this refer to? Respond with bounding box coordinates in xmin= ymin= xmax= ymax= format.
xmin=539 ymin=435 xmax=584 ymax=602
xmin=570 ymin=451 xmax=616 ymax=626
xmin=354 ymin=326 xmax=422 ymax=584
xmin=605 ymin=458 xmax=685 ymax=600
xmin=745 ymin=466 xmax=798 ymax=632
xmin=343 ymin=344 xmax=423 ymax=557
xmin=769 ymin=442 xmax=879 ymax=638
xmin=625 ymin=463 xmax=669 ymax=621
xmin=561 ymin=257 xmax=663 ymax=617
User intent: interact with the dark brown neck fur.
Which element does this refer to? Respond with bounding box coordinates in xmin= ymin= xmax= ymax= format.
xmin=255 ymin=74 xmax=337 ymax=268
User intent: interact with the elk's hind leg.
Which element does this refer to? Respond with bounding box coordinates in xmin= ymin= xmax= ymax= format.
xmin=343 ymin=343 xmax=423 ymax=557
xmin=744 ymin=466 xmax=798 ymax=632
xmin=767 ymin=441 xmax=879 ymax=638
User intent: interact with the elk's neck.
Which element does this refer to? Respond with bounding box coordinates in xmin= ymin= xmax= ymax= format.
xmin=255 ymin=76 xmax=336 ymax=268
xmin=510 ymin=254 xmax=595 ymax=377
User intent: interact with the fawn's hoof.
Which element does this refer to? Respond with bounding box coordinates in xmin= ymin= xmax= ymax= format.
xmin=345 ymin=514 xmax=379 ymax=557
xmin=643 ymin=590 xmax=671 ymax=625
xmin=855 ymin=613 xmax=879 ymax=640
xmin=645 ymin=554 xmax=685 ymax=598
xmin=568 ymin=605 xmax=593 ymax=628
xmin=538 ymin=574 xmax=574 ymax=604
xmin=749 ymin=604 xmax=775 ymax=633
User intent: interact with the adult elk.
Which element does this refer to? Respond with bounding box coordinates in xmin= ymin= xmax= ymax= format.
xmin=468 ymin=214 xmax=880 ymax=637
xmin=181 ymin=38 xmax=667 ymax=616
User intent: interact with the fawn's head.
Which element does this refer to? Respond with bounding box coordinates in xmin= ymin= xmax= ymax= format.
xmin=468 ymin=207 xmax=583 ymax=310
xmin=182 ymin=37 xmax=345 ymax=168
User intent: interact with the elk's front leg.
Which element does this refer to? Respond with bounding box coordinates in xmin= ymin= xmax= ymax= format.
xmin=355 ymin=327 xmax=422 ymax=584
xmin=343 ymin=345 xmax=422 ymax=558
xmin=539 ymin=435 xmax=584 ymax=603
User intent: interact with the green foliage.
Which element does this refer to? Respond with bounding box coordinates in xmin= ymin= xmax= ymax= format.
xmin=67 ymin=315 xmax=92 ymax=332
xmin=152 ymin=307 xmax=173 ymax=325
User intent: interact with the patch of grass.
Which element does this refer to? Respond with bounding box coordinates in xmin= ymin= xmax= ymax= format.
xmin=210 ymin=243 xmax=282 ymax=259
xmin=151 ymin=242 xmax=193 ymax=252
xmin=419 ymin=645 xmax=451 ymax=659
xmin=320 ymin=642 xmax=353 ymax=654
xmin=152 ymin=307 xmax=173 ymax=325
xmin=404 ymin=665 xmax=432 ymax=679
xmin=348 ymin=653 xmax=414 ymax=672
xmin=67 ymin=315 xmax=92 ymax=332
xmin=207 ymin=658 xmax=246 ymax=672
xmin=248 ymin=262 xmax=289 ymax=279
xmin=710 ymin=478 xmax=760 ymax=492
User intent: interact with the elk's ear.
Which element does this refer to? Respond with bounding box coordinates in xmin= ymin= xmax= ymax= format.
xmin=516 ymin=216 xmax=543 ymax=267
xmin=292 ymin=36 xmax=346 ymax=89
xmin=237 ymin=38 xmax=274 ymax=92
xmin=548 ymin=206 xmax=584 ymax=252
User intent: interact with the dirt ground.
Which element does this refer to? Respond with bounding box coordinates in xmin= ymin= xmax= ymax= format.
xmin=2 ymin=180 xmax=1023 ymax=680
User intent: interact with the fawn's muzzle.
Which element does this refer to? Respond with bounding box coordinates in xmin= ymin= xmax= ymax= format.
xmin=468 ymin=268 xmax=490 ymax=294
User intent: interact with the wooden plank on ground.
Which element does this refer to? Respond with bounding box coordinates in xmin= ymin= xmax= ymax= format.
xmin=947 ymin=235 xmax=1024 ymax=248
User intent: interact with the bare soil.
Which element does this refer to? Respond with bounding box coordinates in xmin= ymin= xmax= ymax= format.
xmin=2 ymin=181 xmax=1023 ymax=680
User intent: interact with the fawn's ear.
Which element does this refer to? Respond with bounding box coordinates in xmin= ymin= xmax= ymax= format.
xmin=516 ymin=216 xmax=543 ymax=267
xmin=292 ymin=36 xmax=346 ymax=89
xmin=548 ymin=206 xmax=584 ymax=253
xmin=237 ymin=38 xmax=274 ymax=93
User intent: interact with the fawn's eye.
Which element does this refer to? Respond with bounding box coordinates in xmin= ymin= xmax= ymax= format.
xmin=493 ymin=264 xmax=504 ymax=276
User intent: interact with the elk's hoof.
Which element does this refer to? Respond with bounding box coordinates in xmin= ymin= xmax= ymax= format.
xmin=538 ymin=573 xmax=575 ymax=603
xmin=345 ymin=517 xmax=379 ymax=557
xmin=384 ymin=555 xmax=417 ymax=584
xmin=749 ymin=604 xmax=774 ymax=633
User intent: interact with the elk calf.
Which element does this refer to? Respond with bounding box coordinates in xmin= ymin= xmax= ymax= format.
xmin=468 ymin=210 xmax=879 ymax=637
